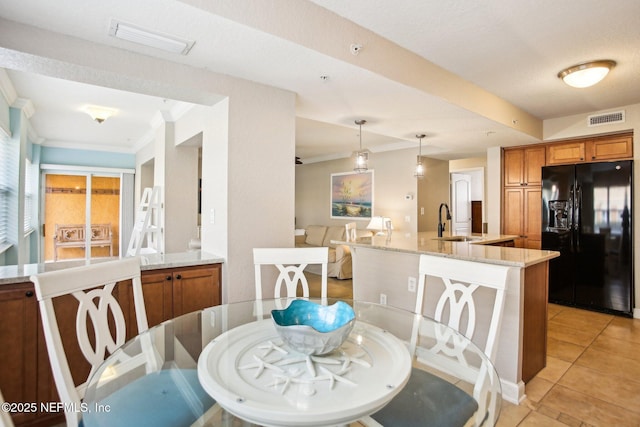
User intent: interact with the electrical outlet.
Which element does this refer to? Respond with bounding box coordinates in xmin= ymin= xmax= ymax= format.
xmin=405 ymin=215 xmax=411 ymax=223
xmin=408 ymin=276 xmax=417 ymax=292
xmin=379 ymin=293 xmax=387 ymax=305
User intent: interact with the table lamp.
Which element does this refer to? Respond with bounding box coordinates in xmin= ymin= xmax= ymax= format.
xmin=367 ymin=216 xmax=393 ymax=236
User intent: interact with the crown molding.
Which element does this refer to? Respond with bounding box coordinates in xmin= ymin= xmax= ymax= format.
xmin=12 ymin=97 xmax=35 ymax=118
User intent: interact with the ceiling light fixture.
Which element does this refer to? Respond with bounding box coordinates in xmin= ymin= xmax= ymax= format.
xmin=414 ymin=134 xmax=426 ymax=179
xmin=84 ymin=106 xmax=117 ymax=124
xmin=558 ymin=60 xmax=616 ymax=88
xmin=109 ymin=19 xmax=195 ymax=55
xmin=354 ymin=119 xmax=368 ymax=173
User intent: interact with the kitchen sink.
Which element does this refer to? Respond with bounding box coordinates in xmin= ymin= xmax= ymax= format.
xmin=432 ymin=236 xmax=482 ymax=242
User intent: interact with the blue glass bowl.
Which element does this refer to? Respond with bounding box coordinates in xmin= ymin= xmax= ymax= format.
xmin=271 ymin=300 xmax=356 ymax=355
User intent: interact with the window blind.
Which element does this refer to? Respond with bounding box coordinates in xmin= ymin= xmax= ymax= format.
xmin=0 ymin=138 xmax=18 ymax=245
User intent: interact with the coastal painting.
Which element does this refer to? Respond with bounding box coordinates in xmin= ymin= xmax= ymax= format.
xmin=330 ymin=171 xmax=373 ymax=219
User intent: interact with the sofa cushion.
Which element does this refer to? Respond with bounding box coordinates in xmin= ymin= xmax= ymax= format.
xmin=322 ymin=226 xmax=346 ymax=248
xmin=305 ymin=225 xmax=327 ymax=246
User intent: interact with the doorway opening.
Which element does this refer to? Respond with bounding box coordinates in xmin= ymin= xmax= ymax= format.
xmin=450 ymin=168 xmax=485 ymax=235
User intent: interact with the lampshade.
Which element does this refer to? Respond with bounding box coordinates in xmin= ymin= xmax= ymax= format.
xmin=558 ymin=60 xmax=616 ymax=88
xmin=354 ymin=119 xmax=368 ymax=173
xmin=367 ymin=216 xmax=393 ymax=235
xmin=84 ymin=106 xmax=117 ymax=124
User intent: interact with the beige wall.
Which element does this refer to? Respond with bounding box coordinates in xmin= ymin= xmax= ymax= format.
xmin=296 ymin=148 xmax=449 ymax=234
xmin=543 ymin=102 xmax=639 ymax=318
xmin=417 ymin=156 xmax=450 ymax=232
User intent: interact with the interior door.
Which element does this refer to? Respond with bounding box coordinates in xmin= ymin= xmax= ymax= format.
xmin=451 ymin=173 xmax=471 ymax=234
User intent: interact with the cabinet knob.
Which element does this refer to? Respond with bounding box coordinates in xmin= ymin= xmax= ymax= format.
xmin=165 ymin=275 xmax=172 ymax=281
xmin=175 ymin=274 xmax=182 ymax=280
xmin=25 ymin=291 xmax=34 ymax=297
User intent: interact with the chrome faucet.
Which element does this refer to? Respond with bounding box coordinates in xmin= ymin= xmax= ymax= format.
xmin=438 ymin=203 xmax=451 ymax=237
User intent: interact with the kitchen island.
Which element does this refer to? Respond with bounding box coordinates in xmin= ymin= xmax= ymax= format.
xmin=336 ymin=232 xmax=559 ymax=404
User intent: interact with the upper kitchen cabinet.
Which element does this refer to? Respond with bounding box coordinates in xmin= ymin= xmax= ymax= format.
xmin=546 ymin=133 xmax=633 ymax=165
xmin=586 ymin=133 xmax=633 ymax=161
xmin=546 ymin=141 xmax=586 ymax=165
xmin=503 ymin=146 xmax=545 ymax=187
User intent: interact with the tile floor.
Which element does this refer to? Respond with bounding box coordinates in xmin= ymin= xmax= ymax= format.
xmin=498 ymin=303 xmax=640 ymax=427
xmin=303 ymin=275 xmax=640 ymax=426
xmin=312 ymin=276 xmax=640 ymax=427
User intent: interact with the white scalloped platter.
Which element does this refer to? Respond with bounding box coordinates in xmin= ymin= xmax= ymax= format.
xmin=197 ymin=318 xmax=412 ymax=427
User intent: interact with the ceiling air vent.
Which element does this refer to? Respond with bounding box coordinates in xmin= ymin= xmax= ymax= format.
xmin=587 ymin=111 xmax=625 ymax=127
xmin=109 ymin=19 xmax=195 ymax=55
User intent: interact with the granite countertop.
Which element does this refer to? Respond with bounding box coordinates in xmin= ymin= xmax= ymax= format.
xmin=335 ymin=232 xmax=559 ymax=267
xmin=0 ymin=251 xmax=225 ymax=285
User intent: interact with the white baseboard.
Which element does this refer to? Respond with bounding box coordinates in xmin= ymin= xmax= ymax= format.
xmin=500 ymin=379 xmax=526 ymax=404
xmin=634 ymin=308 xmax=640 ymax=319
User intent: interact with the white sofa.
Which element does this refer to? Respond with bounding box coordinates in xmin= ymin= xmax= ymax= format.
xmin=295 ymin=225 xmax=371 ymax=279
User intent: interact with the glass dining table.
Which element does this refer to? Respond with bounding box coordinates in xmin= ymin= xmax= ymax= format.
xmin=82 ymin=298 xmax=502 ymax=427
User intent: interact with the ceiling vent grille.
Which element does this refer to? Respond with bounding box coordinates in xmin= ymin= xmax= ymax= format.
xmin=109 ymin=19 xmax=194 ymax=55
xmin=587 ymin=111 xmax=625 ymax=127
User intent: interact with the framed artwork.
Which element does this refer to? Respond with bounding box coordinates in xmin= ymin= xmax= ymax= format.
xmin=330 ymin=170 xmax=373 ymax=219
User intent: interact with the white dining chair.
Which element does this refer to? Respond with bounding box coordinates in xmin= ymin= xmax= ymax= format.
xmin=253 ymin=247 xmax=329 ymax=301
xmin=345 ymin=222 xmax=357 ymax=242
xmin=366 ymin=254 xmax=512 ymax=427
xmin=31 ymin=257 xmax=214 ymax=427
xmin=0 ymin=389 xmax=14 ymax=427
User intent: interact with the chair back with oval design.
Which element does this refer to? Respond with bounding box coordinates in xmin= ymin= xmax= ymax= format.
xmin=31 ymin=257 xmax=148 ymax=426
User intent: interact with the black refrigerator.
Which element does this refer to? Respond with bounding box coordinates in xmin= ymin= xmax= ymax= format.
xmin=541 ymin=160 xmax=633 ymax=316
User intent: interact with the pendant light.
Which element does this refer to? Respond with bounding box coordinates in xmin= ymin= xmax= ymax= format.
xmin=354 ymin=119 xmax=368 ymax=173
xmin=414 ymin=134 xmax=426 ymax=178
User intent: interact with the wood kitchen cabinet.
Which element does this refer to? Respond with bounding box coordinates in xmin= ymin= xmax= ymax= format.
xmin=546 ymin=133 xmax=632 ymax=165
xmin=139 ymin=264 xmax=222 ymax=322
xmin=503 ymin=187 xmax=542 ymax=249
xmin=503 ymin=146 xmax=545 ymax=187
xmin=546 ymin=141 xmax=586 ymax=165
xmin=587 ymin=133 xmax=632 ymax=161
xmin=522 ymin=261 xmax=549 ymax=383
xmin=0 ymin=284 xmax=39 ymax=426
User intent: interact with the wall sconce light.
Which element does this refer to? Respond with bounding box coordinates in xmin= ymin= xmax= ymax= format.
xmin=84 ymin=106 xmax=117 ymax=124
xmin=558 ymin=60 xmax=616 ymax=88
xmin=354 ymin=119 xmax=368 ymax=173
xmin=414 ymin=134 xmax=426 ymax=178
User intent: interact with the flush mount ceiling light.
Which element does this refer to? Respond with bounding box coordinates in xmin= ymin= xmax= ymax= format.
xmin=414 ymin=134 xmax=426 ymax=179
xmin=83 ymin=106 xmax=117 ymax=124
xmin=353 ymin=119 xmax=368 ymax=173
xmin=109 ymin=19 xmax=195 ymax=55
xmin=558 ymin=60 xmax=616 ymax=88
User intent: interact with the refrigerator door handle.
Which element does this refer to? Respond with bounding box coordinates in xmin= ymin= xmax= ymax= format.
xmin=574 ymin=184 xmax=581 ymax=251
xmin=574 ymin=184 xmax=581 ymax=232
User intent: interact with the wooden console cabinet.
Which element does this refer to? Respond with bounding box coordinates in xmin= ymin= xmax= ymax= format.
xmin=0 ymin=262 xmax=221 ymax=427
